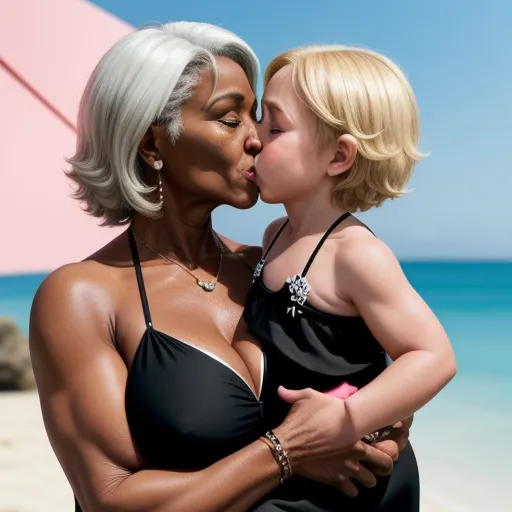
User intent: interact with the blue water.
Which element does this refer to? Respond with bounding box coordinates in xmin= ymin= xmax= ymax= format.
xmin=1 ymin=263 xmax=511 ymax=509
xmin=1 ymin=262 xmax=511 ymax=383
xmin=0 ymin=273 xmax=47 ymax=336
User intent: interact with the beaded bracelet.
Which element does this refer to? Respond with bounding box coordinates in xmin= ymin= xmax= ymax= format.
xmin=363 ymin=426 xmax=392 ymax=444
xmin=261 ymin=430 xmax=292 ymax=484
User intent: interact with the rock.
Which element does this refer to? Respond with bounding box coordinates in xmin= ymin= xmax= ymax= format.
xmin=0 ymin=317 xmax=35 ymax=390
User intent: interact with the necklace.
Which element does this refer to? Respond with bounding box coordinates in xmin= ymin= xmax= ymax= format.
xmin=130 ymin=227 xmax=223 ymax=292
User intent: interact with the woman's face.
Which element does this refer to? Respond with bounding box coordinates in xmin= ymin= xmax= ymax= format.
xmin=254 ymin=65 xmax=334 ymax=205
xmin=145 ymin=56 xmax=261 ymax=210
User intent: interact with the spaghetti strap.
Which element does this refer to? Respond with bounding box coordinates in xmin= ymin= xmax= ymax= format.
xmin=128 ymin=228 xmax=153 ymax=328
xmin=301 ymin=212 xmax=351 ymax=277
xmin=262 ymin=219 xmax=289 ymax=260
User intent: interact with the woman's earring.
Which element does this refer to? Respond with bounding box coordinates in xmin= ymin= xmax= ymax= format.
xmin=153 ymin=160 xmax=163 ymax=202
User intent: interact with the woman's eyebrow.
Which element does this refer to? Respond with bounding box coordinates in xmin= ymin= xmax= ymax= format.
xmin=204 ymin=92 xmax=245 ymax=111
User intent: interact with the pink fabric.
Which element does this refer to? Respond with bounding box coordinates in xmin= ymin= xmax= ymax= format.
xmin=324 ymin=382 xmax=358 ymax=399
xmin=0 ymin=0 xmax=131 ymax=275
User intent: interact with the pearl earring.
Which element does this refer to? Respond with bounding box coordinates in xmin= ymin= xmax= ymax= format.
xmin=153 ymin=160 xmax=163 ymax=202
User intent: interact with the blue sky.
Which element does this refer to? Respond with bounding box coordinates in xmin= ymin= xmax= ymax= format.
xmin=91 ymin=0 xmax=512 ymax=260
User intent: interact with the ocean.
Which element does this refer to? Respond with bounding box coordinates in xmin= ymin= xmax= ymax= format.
xmin=1 ymin=262 xmax=511 ymax=511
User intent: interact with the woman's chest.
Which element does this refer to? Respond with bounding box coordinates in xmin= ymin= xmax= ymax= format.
xmin=115 ymin=269 xmax=271 ymax=468
xmin=116 ymin=270 xmax=263 ymax=385
xmin=125 ymin=327 xmax=268 ymax=469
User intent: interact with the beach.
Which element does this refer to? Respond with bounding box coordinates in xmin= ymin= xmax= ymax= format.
xmin=2 ymin=0 xmax=511 ymax=508
xmin=1 ymin=262 xmax=511 ymax=511
xmin=0 ymin=391 xmax=72 ymax=512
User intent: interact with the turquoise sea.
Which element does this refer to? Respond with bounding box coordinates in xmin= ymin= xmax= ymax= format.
xmin=1 ymin=262 xmax=511 ymax=510
xmin=2 ymin=262 xmax=511 ymax=375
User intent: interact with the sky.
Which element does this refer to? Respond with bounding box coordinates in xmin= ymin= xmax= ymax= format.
xmin=90 ymin=0 xmax=512 ymax=260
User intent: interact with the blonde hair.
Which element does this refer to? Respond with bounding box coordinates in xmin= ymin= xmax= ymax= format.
xmin=265 ymin=45 xmax=426 ymax=212
xmin=67 ymin=22 xmax=259 ymax=226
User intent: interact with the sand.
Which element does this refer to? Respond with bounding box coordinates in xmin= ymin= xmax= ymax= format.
xmin=0 ymin=391 xmax=72 ymax=512
xmin=0 ymin=390 xmax=468 ymax=512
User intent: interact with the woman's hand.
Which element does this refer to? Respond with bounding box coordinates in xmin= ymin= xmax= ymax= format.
xmin=367 ymin=415 xmax=413 ymax=478
xmin=273 ymin=387 xmax=397 ymax=497
xmin=322 ymin=381 xmax=413 ymax=472
xmin=382 ymin=415 xmax=413 ymax=454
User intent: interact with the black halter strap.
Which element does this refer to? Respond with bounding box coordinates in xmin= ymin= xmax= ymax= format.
xmin=301 ymin=212 xmax=351 ymax=277
xmin=262 ymin=219 xmax=289 ymax=260
xmin=128 ymin=229 xmax=153 ymax=328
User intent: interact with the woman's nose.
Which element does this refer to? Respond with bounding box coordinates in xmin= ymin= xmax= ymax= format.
xmin=246 ymin=125 xmax=262 ymax=155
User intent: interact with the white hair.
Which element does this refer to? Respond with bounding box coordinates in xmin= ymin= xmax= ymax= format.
xmin=66 ymin=22 xmax=259 ymax=226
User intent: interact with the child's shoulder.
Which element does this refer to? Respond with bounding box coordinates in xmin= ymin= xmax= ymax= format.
xmin=262 ymin=216 xmax=289 ymax=250
xmin=335 ymin=225 xmax=403 ymax=286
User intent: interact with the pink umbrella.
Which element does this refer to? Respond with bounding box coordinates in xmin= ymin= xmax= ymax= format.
xmin=0 ymin=0 xmax=132 ymax=275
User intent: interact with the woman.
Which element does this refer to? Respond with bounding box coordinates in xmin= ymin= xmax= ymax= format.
xmin=29 ymin=22 xmax=410 ymax=511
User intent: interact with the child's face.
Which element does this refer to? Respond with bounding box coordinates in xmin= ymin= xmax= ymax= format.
xmin=255 ymin=65 xmax=334 ymax=205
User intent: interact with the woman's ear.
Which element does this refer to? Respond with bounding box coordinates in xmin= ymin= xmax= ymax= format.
xmin=138 ymin=125 xmax=162 ymax=168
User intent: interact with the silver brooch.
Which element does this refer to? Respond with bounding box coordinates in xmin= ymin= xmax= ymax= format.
xmin=253 ymin=259 xmax=265 ymax=282
xmin=286 ymin=274 xmax=310 ymax=316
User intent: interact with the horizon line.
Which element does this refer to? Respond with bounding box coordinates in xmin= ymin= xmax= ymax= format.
xmin=1 ymin=259 xmax=511 ymax=279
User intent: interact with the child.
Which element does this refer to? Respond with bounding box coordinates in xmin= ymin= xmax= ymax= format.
xmin=244 ymin=45 xmax=456 ymax=511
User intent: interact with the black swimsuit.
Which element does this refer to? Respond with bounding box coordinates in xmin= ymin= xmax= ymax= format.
xmin=75 ymin=230 xmax=271 ymax=511
xmin=244 ymin=213 xmax=420 ymax=511
xmin=74 ymin=221 xmax=419 ymax=511
xmin=125 ymin=229 xmax=270 ymax=471
xmin=126 ymin=231 xmax=272 ymax=470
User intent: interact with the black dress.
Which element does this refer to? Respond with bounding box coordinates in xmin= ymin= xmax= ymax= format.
xmin=244 ymin=213 xmax=420 ymax=511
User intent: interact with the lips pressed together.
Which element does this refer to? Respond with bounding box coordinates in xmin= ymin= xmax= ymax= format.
xmin=242 ymin=167 xmax=256 ymax=181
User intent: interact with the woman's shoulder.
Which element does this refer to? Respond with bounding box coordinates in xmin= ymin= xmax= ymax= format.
xmin=37 ymin=230 xmax=130 ymax=303
xmin=28 ymin=260 xmax=122 ymax=375
xmin=30 ymin=233 xmax=131 ymax=345
xmin=37 ymin=259 xmax=116 ymax=296
xmin=217 ymin=234 xmax=262 ymax=269
xmin=31 ymin=261 xmax=117 ymax=326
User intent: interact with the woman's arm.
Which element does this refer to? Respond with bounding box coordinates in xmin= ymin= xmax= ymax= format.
xmin=30 ymin=265 xmax=281 ymax=512
xmin=333 ymin=238 xmax=456 ymax=444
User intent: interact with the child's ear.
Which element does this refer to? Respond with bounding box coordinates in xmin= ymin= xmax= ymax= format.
xmin=327 ymin=134 xmax=358 ymax=177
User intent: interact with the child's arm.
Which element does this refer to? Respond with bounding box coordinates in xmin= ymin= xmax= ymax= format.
xmin=335 ymin=237 xmax=456 ymax=444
